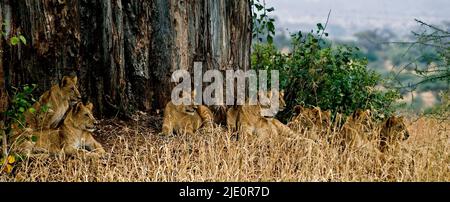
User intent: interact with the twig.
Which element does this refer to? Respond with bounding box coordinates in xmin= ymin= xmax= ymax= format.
xmin=319 ymin=10 xmax=332 ymax=40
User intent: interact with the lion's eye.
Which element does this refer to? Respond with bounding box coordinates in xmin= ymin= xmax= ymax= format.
xmin=85 ymin=113 xmax=89 ymax=117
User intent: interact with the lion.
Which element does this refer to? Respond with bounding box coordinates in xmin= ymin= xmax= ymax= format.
xmin=227 ymin=89 xmax=285 ymax=132
xmin=234 ymin=104 xmax=278 ymax=137
xmin=160 ymin=91 xmax=202 ymax=136
xmin=15 ymin=102 xmax=105 ymax=157
xmin=288 ymin=105 xmax=331 ymax=134
xmin=226 ymin=106 xmax=239 ymax=132
xmin=350 ymin=109 xmax=374 ymax=132
xmin=196 ymin=105 xmax=215 ymax=129
xmin=337 ymin=109 xmax=374 ymax=150
xmin=24 ymin=75 xmax=81 ymax=130
xmin=379 ymin=115 xmax=410 ymax=152
xmin=233 ymin=89 xmax=287 ymax=137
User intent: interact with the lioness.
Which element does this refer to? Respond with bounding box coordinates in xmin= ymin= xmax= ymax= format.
xmin=379 ymin=115 xmax=410 ymax=152
xmin=25 ymin=75 xmax=81 ymax=130
xmin=160 ymin=91 xmax=202 ymax=136
xmin=16 ymin=102 xmax=105 ymax=157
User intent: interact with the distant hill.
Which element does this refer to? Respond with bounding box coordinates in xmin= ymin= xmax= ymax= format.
xmin=267 ymin=0 xmax=450 ymax=40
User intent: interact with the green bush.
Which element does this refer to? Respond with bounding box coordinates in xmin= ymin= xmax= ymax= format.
xmin=1 ymin=84 xmax=36 ymax=173
xmin=4 ymin=84 xmax=37 ymax=131
xmin=252 ymin=25 xmax=401 ymax=122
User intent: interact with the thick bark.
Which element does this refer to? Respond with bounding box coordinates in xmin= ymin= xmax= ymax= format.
xmin=1 ymin=2 xmax=7 ymax=156
xmin=0 ymin=0 xmax=251 ymax=118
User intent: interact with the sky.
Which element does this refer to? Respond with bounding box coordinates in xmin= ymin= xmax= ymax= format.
xmin=266 ymin=0 xmax=450 ymax=40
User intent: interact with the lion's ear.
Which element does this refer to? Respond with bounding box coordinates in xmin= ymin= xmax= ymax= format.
xmin=86 ymin=102 xmax=94 ymax=111
xmin=386 ymin=116 xmax=396 ymax=127
xmin=72 ymin=76 xmax=78 ymax=84
xmin=293 ymin=105 xmax=303 ymax=114
xmin=181 ymin=90 xmax=190 ymax=98
xmin=258 ymin=90 xmax=266 ymax=99
xmin=191 ymin=89 xmax=197 ymax=99
xmin=73 ymin=102 xmax=82 ymax=114
xmin=60 ymin=76 xmax=70 ymax=87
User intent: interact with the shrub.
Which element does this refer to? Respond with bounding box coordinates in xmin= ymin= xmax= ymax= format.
xmin=1 ymin=84 xmax=37 ymax=174
xmin=252 ymin=25 xmax=401 ymax=122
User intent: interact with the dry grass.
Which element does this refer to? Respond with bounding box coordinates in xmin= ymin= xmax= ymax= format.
xmin=1 ymin=114 xmax=449 ymax=182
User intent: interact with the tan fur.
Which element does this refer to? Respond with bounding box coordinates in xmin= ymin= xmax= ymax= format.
xmin=379 ymin=116 xmax=410 ymax=152
xmin=234 ymin=90 xmax=286 ymax=137
xmin=196 ymin=105 xmax=215 ymax=129
xmin=226 ymin=106 xmax=239 ymax=132
xmin=16 ymin=102 xmax=105 ymax=157
xmin=288 ymin=105 xmax=331 ymax=134
xmin=160 ymin=91 xmax=202 ymax=136
xmin=338 ymin=109 xmax=374 ymax=150
xmin=210 ymin=105 xmax=228 ymax=126
xmin=25 ymin=76 xmax=81 ymax=130
xmin=236 ymin=105 xmax=278 ymax=136
xmin=270 ymin=118 xmax=298 ymax=137
xmin=227 ymin=89 xmax=285 ymax=132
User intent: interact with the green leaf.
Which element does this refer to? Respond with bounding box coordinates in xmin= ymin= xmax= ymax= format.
xmin=42 ymin=104 xmax=50 ymax=113
xmin=19 ymin=107 xmax=25 ymax=113
xmin=23 ymin=86 xmax=31 ymax=92
xmin=255 ymin=4 xmax=264 ymax=11
xmin=267 ymin=35 xmax=273 ymax=44
xmin=267 ymin=22 xmax=275 ymax=34
xmin=19 ymin=35 xmax=27 ymax=45
xmin=28 ymin=108 xmax=36 ymax=114
xmin=10 ymin=36 xmax=19 ymax=46
xmin=317 ymin=23 xmax=324 ymax=30
xmin=31 ymin=135 xmax=38 ymax=142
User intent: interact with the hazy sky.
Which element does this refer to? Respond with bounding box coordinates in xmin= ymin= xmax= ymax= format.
xmin=266 ymin=0 xmax=450 ymax=39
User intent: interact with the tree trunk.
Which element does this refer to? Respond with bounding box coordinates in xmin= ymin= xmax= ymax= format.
xmin=0 ymin=0 xmax=251 ymax=118
xmin=0 ymin=2 xmax=8 ymax=156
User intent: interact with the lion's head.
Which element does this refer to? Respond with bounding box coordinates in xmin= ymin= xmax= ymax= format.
xmin=379 ymin=116 xmax=410 ymax=152
xmin=258 ymin=89 xmax=285 ymax=118
xmin=60 ymin=75 xmax=81 ymax=105
xmin=174 ymin=90 xmax=199 ymax=116
xmin=66 ymin=102 xmax=97 ymax=132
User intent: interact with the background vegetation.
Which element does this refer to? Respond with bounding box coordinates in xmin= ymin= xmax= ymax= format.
xmin=270 ymin=18 xmax=449 ymax=116
xmin=252 ymin=24 xmax=401 ymax=122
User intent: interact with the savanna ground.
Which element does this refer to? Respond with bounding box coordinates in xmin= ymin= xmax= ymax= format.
xmin=1 ymin=113 xmax=449 ymax=182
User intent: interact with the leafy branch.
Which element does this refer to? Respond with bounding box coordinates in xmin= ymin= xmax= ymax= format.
xmin=251 ymin=0 xmax=276 ymax=43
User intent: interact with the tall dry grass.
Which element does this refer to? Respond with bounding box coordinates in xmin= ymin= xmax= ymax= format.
xmin=1 ymin=115 xmax=449 ymax=182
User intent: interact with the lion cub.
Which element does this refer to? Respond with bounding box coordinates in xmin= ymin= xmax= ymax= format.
xmin=16 ymin=102 xmax=105 ymax=157
xmin=232 ymin=89 xmax=290 ymax=137
xmin=379 ymin=115 xmax=410 ymax=152
xmin=196 ymin=105 xmax=215 ymax=129
xmin=25 ymin=75 xmax=81 ymax=130
xmin=338 ymin=109 xmax=374 ymax=150
xmin=288 ymin=105 xmax=331 ymax=134
xmin=160 ymin=91 xmax=202 ymax=136
xmin=227 ymin=90 xmax=285 ymax=132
